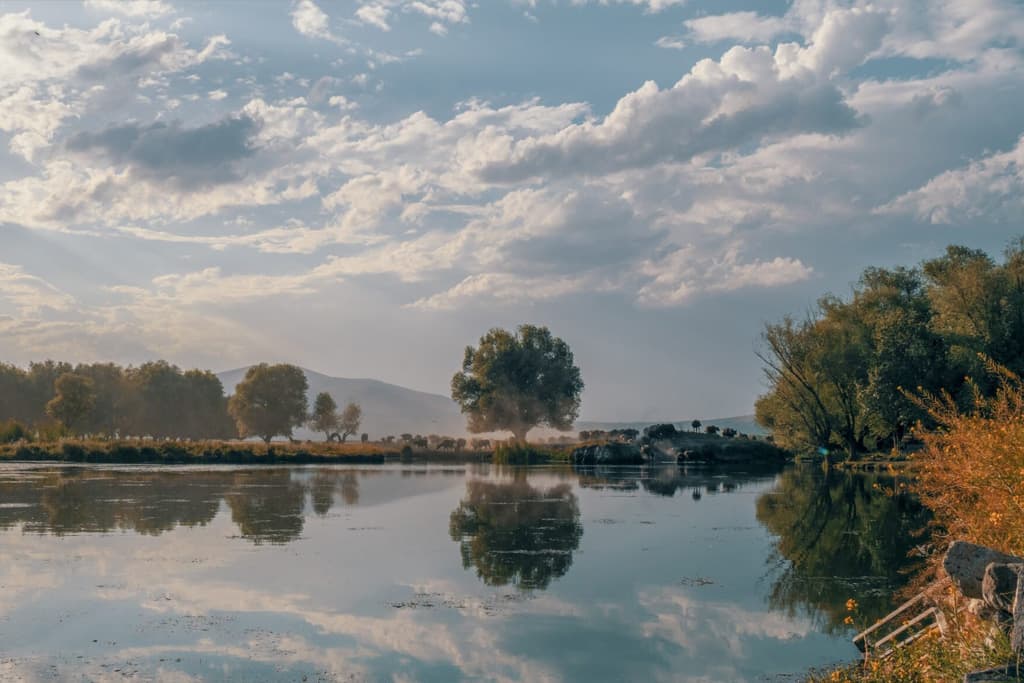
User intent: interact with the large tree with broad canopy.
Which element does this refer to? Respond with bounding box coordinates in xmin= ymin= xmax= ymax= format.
xmin=450 ymin=325 xmax=583 ymax=441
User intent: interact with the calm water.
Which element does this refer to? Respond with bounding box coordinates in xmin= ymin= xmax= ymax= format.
xmin=0 ymin=463 xmax=928 ymax=682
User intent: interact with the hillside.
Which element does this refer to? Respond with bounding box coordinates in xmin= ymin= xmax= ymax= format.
xmin=217 ymin=367 xmax=466 ymax=439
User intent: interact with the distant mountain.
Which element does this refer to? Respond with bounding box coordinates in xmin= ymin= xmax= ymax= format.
xmin=217 ymin=367 xmax=763 ymax=440
xmin=576 ymin=415 xmax=765 ymax=437
xmin=217 ymin=367 xmax=466 ymax=439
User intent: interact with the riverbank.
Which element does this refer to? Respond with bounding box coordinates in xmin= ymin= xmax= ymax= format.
xmin=0 ymin=439 xmax=496 ymax=465
xmin=0 ymin=435 xmax=794 ymax=466
xmin=807 ymin=363 xmax=1024 ymax=681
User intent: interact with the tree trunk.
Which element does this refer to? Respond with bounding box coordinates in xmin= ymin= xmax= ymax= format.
xmin=846 ymin=437 xmax=859 ymax=462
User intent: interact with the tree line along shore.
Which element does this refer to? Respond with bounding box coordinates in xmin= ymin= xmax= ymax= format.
xmin=1 ymin=320 xmax=779 ymax=464
xmin=2 ymin=239 xmax=1022 ymax=469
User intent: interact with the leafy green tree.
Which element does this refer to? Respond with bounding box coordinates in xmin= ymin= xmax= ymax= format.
xmin=705 ymin=425 xmax=719 ymax=435
xmin=451 ymin=324 xmax=584 ymax=441
xmin=182 ymin=369 xmax=234 ymax=439
xmin=308 ymin=392 xmax=339 ymax=441
xmin=691 ymin=419 xmax=701 ymax=433
xmin=27 ymin=361 xmax=72 ymax=423
xmin=74 ymin=363 xmax=128 ymax=437
xmin=127 ymin=361 xmax=188 ymax=438
xmin=754 ymin=256 xmax=1007 ymax=459
xmin=336 ymin=402 xmax=362 ymax=442
xmin=0 ymin=363 xmax=30 ymax=425
xmin=755 ymin=317 xmax=836 ymax=454
xmin=814 ymin=295 xmax=873 ymax=459
xmin=228 ymin=363 xmax=309 ymax=444
xmin=923 ymin=241 xmax=1024 ymax=382
xmin=46 ymin=373 xmax=96 ymax=433
xmin=122 ymin=361 xmax=232 ymax=439
xmin=856 ymin=268 xmax=948 ymax=451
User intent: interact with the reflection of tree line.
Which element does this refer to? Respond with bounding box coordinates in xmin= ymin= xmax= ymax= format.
xmin=0 ymin=469 xmax=380 ymax=544
xmin=0 ymin=464 xmax=926 ymax=613
xmin=575 ymin=463 xmax=784 ymax=498
xmin=755 ymin=466 xmax=931 ymax=633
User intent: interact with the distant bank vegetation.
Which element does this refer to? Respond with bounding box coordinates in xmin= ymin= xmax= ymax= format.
xmin=0 ymin=323 xmax=588 ymax=449
xmin=756 ymin=239 xmax=1024 ymax=461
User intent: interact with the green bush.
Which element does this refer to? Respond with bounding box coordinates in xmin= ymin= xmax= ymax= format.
xmin=0 ymin=420 xmax=28 ymax=444
xmin=493 ymin=442 xmax=556 ymax=464
xmin=61 ymin=442 xmax=87 ymax=461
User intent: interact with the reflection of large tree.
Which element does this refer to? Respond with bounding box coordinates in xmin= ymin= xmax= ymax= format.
xmin=449 ymin=478 xmax=583 ymax=590
xmin=225 ymin=470 xmax=307 ymax=544
xmin=756 ymin=467 xmax=931 ymax=632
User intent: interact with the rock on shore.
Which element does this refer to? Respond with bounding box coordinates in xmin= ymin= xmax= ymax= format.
xmin=570 ymin=443 xmax=646 ymax=465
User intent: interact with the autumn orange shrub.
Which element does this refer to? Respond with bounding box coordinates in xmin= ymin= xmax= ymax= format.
xmin=808 ymin=359 xmax=1023 ymax=682
xmin=912 ymin=359 xmax=1024 ymax=557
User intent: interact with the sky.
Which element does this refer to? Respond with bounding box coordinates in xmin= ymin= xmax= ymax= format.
xmin=0 ymin=0 xmax=1022 ymax=421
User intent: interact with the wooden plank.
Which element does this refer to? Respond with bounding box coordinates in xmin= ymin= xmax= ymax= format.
xmin=871 ymin=606 xmax=937 ymax=650
xmin=853 ymin=577 xmax=951 ymax=646
xmin=876 ymin=622 xmax=940 ymax=660
xmin=854 ymin=593 xmax=929 ymax=643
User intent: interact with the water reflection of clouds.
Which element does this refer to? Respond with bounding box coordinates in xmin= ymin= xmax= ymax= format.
xmin=0 ymin=465 xmax=871 ymax=681
xmin=0 ymin=534 xmax=820 ymax=682
xmin=132 ymin=579 xmax=565 ymax=681
xmin=639 ymin=587 xmax=812 ymax=656
xmin=0 ymin=536 xmax=560 ymax=681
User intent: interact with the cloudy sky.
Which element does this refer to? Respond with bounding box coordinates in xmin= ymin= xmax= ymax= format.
xmin=0 ymin=0 xmax=1021 ymax=420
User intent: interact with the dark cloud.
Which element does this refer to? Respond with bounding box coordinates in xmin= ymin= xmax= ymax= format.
xmin=499 ymin=191 xmax=666 ymax=274
xmin=67 ymin=116 xmax=259 ymax=188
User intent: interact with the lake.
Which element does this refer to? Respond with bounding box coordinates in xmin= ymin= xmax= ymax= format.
xmin=0 ymin=462 xmax=928 ymax=682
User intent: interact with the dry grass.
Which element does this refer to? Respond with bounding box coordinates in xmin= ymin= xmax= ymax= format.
xmin=807 ymin=623 xmax=1012 ymax=683
xmin=912 ymin=359 xmax=1024 ymax=556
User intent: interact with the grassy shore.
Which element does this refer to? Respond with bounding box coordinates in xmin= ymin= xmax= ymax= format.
xmin=0 ymin=438 xmax=498 ymax=465
xmin=0 ymin=435 xmax=793 ymax=466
